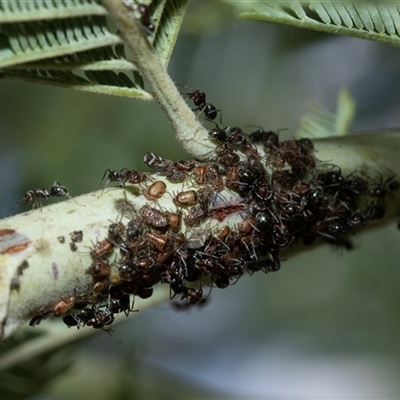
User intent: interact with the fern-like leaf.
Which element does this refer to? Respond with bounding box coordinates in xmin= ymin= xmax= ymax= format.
xmin=241 ymin=2 xmax=400 ymax=48
xmin=0 ymin=0 xmax=187 ymax=99
xmin=0 ymin=0 xmax=107 ymax=23
xmin=153 ymin=0 xmax=188 ymax=67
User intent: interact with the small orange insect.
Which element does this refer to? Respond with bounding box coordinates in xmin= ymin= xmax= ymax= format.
xmin=173 ymin=190 xmax=198 ymax=206
xmin=166 ymin=211 xmax=181 ymax=228
xmin=90 ymin=239 xmax=114 ymax=259
xmin=144 ymin=180 xmax=167 ymax=201
xmin=146 ymin=231 xmax=169 ymax=251
xmin=140 ymin=205 xmax=170 ymax=227
xmin=193 ymin=166 xmax=207 ymax=184
xmin=238 ymin=216 xmax=256 ymax=235
xmin=89 ymin=259 xmax=111 ymax=278
xmin=53 ymin=296 xmax=75 ymax=316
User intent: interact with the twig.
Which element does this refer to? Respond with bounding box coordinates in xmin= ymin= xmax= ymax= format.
xmin=103 ymin=0 xmax=214 ymax=159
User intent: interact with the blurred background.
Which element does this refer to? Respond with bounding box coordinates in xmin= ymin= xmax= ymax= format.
xmin=2 ymin=2 xmax=400 ymax=399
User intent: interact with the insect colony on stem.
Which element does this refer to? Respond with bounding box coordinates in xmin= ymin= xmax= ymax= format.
xmin=23 ymin=87 xmax=399 ymax=332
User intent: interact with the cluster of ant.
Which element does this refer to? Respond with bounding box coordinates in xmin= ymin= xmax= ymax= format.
xmin=28 ymin=88 xmax=399 ymax=332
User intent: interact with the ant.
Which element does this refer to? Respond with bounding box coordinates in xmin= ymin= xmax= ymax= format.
xmin=123 ymin=1 xmax=155 ymax=35
xmin=181 ymin=287 xmax=204 ymax=305
xmin=13 ymin=181 xmax=70 ymax=212
xmin=249 ymin=127 xmax=279 ymax=147
xmin=178 ymin=84 xmax=221 ymax=121
xmin=108 ymin=285 xmax=135 ymax=317
xmin=50 ymin=181 xmax=70 ymax=197
xmin=208 ymin=125 xmax=229 ymax=142
xmin=135 ymin=2 xmax=155 ymax=34
xmin=368 ymin=171 xmax=400 ymax=198
xmin=22 ymin=188 xmax=51 ymax=208
xmin=100 ymin=168 xmax=149 ymax=191
xmin=208 ymin=125 xmax=260 ymax=158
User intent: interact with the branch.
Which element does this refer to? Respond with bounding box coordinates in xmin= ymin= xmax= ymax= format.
xmin=103 ymin=0 xmax=214 ymax=159
xmin=0 ymin=131 xmax=399 ymax=341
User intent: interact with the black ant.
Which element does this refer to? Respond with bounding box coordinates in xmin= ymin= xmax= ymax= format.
xmin=368 ymin=172 xmax=400 ymax=198
xmin=208 ymin=125 xmax=260 ymax=158
xmin=178 ymin=84 xmax=221 ymax=121
xmin=22 ymin=188 xmax=51 ymax=208
xmin=208 ymin=125 xmax=229 ymax=142
xmin=201 ymin=103 xmax=220 ymax=121
xmin=135 ymin=2 xmax=155 ymax=34
xmin=227 ymin=127 xmax=260 ymax=158
xmin=50 ymin=181 xmax=70 ymax=198
xmin=249 ymin=127 xmax=279 ymax=147
xmin=123 ymin=1 xmax=155 ymax=35
xmin=108 ymin=285 xmax=135 ymax=317
xmin=100 ymin=168 xmax=149 ymax=191
xmin=187 ymin=89 xmax=206 ymax=107
xmin=13 ymin=181 xmax=70 ymax=212
xmin=181 ymin=287 xmax=204 ymax=305
xmin=317 ymin=165 xmax=346 ymax=194
xmin=62 ymin=314 xmax=81 ymax=329
xmin=248 ymin=126 xmax=289 ymax=152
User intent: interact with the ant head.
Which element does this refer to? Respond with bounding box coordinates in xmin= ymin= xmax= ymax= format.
xmin=50 ymin=181 xmax=69 ymax=197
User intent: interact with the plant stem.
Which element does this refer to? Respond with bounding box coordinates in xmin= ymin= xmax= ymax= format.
xmin=0 ymin=176 xmax=236 ymax=341
xmin=0 ymin=131 xmax=399 ymax=341
xmin=103 ymin=0 xmax=214 ymax=159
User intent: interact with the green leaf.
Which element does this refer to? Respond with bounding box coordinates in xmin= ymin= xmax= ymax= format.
xmin=298 ymin=88 xmax=356 ymax=139
xmin=0 ymin=0 xmax=107 ymax=23
xmin=0 ymin=13 xmax=121 ymax=68
xmin=241 ymin=2 xmax=400 ymax=47
xmin=4 ymin=68 xmax=152 ymax=98
xmin=0 ymin=0 xmax=188 ymax=99
xmin=153 ymin=0 xmax=188 ymax=67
